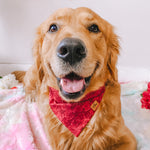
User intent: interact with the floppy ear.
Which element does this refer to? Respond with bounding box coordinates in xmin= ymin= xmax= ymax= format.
xmin=32 ymin=25 xmax=45 ymax=82
xmin=106 ymin=24 xmax=120 ymax=81
xmin=24 ymin=25 xmax=45 ymax=100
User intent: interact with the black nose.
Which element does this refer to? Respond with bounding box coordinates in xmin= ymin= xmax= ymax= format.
xmin=57 ymin=38 xmax=86 ymax=65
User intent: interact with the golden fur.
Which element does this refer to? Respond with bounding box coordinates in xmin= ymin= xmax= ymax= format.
xmin=15 ymin=7 xmax=137 ymax=150
xmin=12 ymin=71 xmax=26 ymax=83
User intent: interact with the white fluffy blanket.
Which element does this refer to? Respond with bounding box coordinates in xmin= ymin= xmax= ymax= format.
xmin=121 ymin=82 xmax=150 ymax=150
xmin=0 ymin=75 xmax=150 ymax=149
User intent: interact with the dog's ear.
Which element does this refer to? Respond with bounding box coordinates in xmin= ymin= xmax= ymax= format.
xmin=24 ymin=25 xmax=45 ymax=99
xmin=105 ymin=24 xmax=120 ymax=81
xmin=32 ymin=25 xmax=45 ymax=83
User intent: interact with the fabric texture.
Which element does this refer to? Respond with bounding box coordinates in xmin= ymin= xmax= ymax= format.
xmin=0 ymin=84 xmax=51 ymax=150
xmin=49 ymin=86 xmax=105 ymax=137
xmin=0 ymin=81 xmax=150 ymax=149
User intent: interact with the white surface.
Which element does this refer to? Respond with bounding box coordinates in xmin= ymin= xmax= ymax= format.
xmin=0 ymin=64 xmax=31 ymax=76
xmin=0 ymin=0 xmax=150 ymax=75
xmin=118 ymin=66 xmax=150 ymax=82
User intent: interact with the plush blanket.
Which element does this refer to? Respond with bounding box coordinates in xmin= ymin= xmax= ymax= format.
xmin=121 ymin=82 xmax=150 ymax=150
xmin=0 ymin=81 xmax=150 ymax=150
xmin=0 ymin=84 xmax=51 ymax=150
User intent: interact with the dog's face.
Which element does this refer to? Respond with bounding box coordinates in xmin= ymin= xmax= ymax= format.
xmin=34 ymin=7 xmax=119 ymax=102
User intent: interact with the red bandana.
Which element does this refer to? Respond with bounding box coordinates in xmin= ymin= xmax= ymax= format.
xmin=49 ymin=86 xmax=105 ymax=137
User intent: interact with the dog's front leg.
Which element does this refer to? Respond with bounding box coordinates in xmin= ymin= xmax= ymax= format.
xmin=112 ymin=142 xmax=137 ymax=150
xmin=112 ymin=127 xmax=137 ymax=150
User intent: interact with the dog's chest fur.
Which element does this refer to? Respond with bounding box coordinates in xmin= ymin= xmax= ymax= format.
xmin=39 ymin=85 xmax=121 ymax=150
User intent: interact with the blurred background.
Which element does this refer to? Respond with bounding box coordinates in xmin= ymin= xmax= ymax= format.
xmin=0 ymin=0 xmax=150 ymax=81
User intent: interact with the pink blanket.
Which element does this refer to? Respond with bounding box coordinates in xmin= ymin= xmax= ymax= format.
xmin=0 ymin=84 xmax=51 ymax=150
xmin=0 ymin=82 xmax=150 ymax=150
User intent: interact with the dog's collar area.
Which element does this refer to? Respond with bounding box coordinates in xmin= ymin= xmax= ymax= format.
xmin=49 ymin=86 xmax=105 ymax=137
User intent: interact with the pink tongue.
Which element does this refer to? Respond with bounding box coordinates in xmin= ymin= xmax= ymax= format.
xmin=60 ymin=78 xmax=85 ymax=93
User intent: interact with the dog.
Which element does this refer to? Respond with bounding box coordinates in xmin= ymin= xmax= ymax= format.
xmin=14 ymin=7 xmax=137 ymax=150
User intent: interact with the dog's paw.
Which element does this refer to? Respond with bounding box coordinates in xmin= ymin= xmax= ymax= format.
xmin=25 ymin=93 xmax=37 ymax=103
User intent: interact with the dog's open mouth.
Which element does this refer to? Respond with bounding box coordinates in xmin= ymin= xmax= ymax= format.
xmin=57 ymin=72 xmax=92 ymax=99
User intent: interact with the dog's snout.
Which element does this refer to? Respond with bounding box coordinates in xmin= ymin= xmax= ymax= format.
xmin=57 ymin=38 xmax=86 ymax=65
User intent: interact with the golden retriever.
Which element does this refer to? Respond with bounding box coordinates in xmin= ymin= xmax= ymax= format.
xmin=15 ymin=7 xmax=137 ymax=150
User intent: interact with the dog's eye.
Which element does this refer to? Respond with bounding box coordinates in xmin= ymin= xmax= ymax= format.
xmin=49 ymin=24 xmax=58 ymax=33
xmin=88 ymin=24 xmax=100 ymax=33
